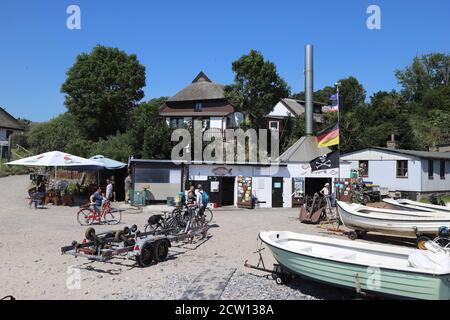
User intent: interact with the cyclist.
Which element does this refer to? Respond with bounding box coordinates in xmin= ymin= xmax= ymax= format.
xmin=90 ymin=186 xmax=103 ymax=214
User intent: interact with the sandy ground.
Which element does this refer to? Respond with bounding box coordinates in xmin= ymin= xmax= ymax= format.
xmin=0 ymin=175 xmax=415 ymax=300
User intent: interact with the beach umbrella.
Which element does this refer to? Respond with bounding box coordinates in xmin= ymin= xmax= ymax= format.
xmin=6 ymin=151 xmax=105 ymax=177
xmin=89 ymin=155 xmax=126 ymax=170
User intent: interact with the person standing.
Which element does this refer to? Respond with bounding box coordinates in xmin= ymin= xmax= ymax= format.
xmin=110 ymin=176 xmax=116 ymax=202
xmin=106 ymin=179 xmax=113 ymax=201
xmin=124 ymin=173 xmax=133 ymax=203
xmin=320 ymin=183 xmax=332 ymax=208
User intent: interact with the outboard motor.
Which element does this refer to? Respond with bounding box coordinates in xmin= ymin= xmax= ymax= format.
xmin=438 ymin=226 xmax=449 ymax=238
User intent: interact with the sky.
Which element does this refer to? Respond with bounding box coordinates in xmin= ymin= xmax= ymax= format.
xmin=0 ymin=0 xmax=449 ymax=122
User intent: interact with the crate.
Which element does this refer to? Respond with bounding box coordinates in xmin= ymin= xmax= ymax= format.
xmin=130 ymin=190 xmax=147 ymax=206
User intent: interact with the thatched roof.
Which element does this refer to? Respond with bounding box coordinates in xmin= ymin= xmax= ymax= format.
xmin=0 ymin=107 xmax=23 ymax=130
xmin=167 ymin=71 xmax=225 ymax=102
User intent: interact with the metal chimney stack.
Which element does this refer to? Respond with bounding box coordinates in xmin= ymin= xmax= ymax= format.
xmin=304 ymin=44 xmax=314 ymax=136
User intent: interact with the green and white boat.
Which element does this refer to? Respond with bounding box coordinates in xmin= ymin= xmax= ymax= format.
xmin=259 ymin=231 xmax=450 ymax=300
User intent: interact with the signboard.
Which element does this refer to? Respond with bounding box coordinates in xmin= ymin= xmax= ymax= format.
xmin=237 ymin=176 xmax=252 ymax=208
xmin=291 ymin=177 xmax=305 ymax=207
xmin=210 ymin=181 xmax=219 ymax=192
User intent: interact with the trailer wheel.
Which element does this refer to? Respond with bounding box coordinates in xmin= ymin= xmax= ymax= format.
xmin=137 ymin=243 xmax=154 ymax=267
xmin=275 ymin=275 xmax=284 ymax=285
xmin=348 ymin=231 xmax=358 ymax=240
xmin=416 ymin=236 xmax=431 ymax=250
xmin=153 ymin=239 xmax=170 ymax=262
xmin=114 ymin=230 xmax=124 ymax=242
xmin=85 ymin=227 xmax=96 ymax=241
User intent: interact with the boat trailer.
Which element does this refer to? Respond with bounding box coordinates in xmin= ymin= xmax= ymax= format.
xmin=244 ymin=247 xmax=294 ymax=285
xmin=61 ymin=223 xmax=210 ymax=267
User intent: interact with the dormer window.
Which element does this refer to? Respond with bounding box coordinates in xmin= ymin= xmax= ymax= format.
xmin=195 ymin=102 xmax=202 ymax=112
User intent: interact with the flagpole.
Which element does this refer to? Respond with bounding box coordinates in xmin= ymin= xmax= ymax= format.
xmin=335 ymin=81 xmax=341 ymax=198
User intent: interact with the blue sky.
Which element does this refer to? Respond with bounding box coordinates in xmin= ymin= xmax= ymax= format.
xmin=1 ymin=0 xmax=449 ymax=122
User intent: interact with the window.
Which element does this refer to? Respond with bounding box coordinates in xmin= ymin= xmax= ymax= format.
xmin=396 ymin=160 xmax=408 ymax=178
xmin=6 ymin=130 xmax=13 ymax=139
xmin=428 ymin=160 xmax=434 ymax=180
xmin=269 ymin=121 xmax=279 ymax=131
xmin=135 ymin=168 xmax=170 ymax=183
xmin=440 ymin=160 xmax=446 ymax=180
xmin=169 ymin=117 xmax=184 ymax=129
xmin=358 ymin=160 xmax=369 ymax=177
xmin=195 ymin=102 xmax=202 ymax=112
xmin=201 ymin=118 xmax=210 ymax=130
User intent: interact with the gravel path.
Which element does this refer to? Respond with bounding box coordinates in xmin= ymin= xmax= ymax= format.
xmin=0 ymin=175 xmax=402 ymax=300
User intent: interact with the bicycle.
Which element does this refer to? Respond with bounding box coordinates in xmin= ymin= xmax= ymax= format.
xmin=76 ymin=200 xmax=122 ymax=226
xmin=172 ymin=203 xmax=214 ymax=225
xmin=144 ymin=210 xmax=184 ymax=233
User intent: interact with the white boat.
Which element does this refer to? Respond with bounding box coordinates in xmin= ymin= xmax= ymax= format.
xmin=337 ymin=201 xmax=450 ymax=238
xmin=259 ymin=231 xmax=450 ymax=300
xmin=383 ymin=198 xmax=450 ymax=214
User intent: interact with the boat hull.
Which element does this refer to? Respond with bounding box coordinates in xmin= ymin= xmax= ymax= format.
xmin=337 ymin=202 xmax=450 ymax=237
xmin=261 ymin=235 xmax=450 ymax=300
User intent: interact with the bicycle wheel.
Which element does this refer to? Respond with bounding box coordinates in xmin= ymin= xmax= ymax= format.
xmin=77 ymin=209 xmax=95 ymax=226
xmin=203 ymin=208 xmax=213 ymax=224
xmin=103 ymin=209 xmax=122 ymax=225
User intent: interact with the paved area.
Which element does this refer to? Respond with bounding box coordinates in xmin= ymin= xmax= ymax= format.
xmin=0 ymin=175 xmax=415 ymax=300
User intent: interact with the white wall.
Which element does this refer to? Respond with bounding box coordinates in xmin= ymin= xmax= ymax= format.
xmin=189 ymin=164 xmax=292 ymax=208
xmin=250 ymin=177 xmax=272 ymax=208
xmin=0 ymin=128 xmax=21 ymax=142
xmin=421 ymin=159 xmax=450 ymax=192
xmin=268 ymin=101 xmax=291 ymax=117
xmin=346 ymin=159 xmax=422 ymax=192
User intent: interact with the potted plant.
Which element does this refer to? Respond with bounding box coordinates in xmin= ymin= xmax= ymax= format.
xmin=62 ymin=183 xmax=77 ymax=206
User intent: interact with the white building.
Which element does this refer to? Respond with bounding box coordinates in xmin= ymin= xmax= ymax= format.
xmin=159 ymin=71 xmax=238 ymax=134
xmin=341 ymin=147 xmax=450 ymax=199
xmin=0 ymin=107 xmax=24 ymax=158
xmin=266 ymin=98 xmax=324 ymax=132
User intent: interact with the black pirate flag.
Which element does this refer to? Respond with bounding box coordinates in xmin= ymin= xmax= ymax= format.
xmin=309 ymin=150 xmax=339 ymax=172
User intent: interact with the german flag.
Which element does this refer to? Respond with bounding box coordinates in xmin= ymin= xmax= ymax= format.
xmin=316 ymin=122 xmax=339 ymax=147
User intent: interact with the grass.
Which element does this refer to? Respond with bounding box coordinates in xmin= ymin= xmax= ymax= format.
xmin=419 ymin=195 xmax=450 ymax=204
xmin=0 ymin=147 xmax=31 ymax=177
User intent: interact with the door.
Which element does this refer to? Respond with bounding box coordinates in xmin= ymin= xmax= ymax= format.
xmin=221 ymin=177 xmax=235 ymax=206
xmin=272 ymin=177 xmax=284 ymax=208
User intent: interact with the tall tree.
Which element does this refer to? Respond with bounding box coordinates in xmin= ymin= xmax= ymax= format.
xmin=338 ymin=76 xmax=367 ymax=112
xmin=27 ymin=113 xmax=90 ymax=156
xmin=128 ymin=98 xmax=172 ymax=159
xmin=224 ymin=50 xmax=290 ymax=127
xmin=61 ymin=45 xmax=146 ymax=140
xmin=395 ymin=53 xmax=450 ymax=103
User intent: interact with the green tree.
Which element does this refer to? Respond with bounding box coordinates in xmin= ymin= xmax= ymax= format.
xmin=338 ymin=76 xmax=367 ymax=112
xmin=395 ymin=53 xmax=450 ymax=103
xmin=27 ymin=113 xmax=90 ymax=156
xmin=129 ymin=98 xmax=172 ymax=159
xmin=280 ymin=115 xmax=306 ymax=152
xmin=90 ymin=132 xmax=132 ymax=163
xmin=224 ymin=50 xmax=290 ymax=127
xmin=61 ymin=45 xmax=146 ymax=140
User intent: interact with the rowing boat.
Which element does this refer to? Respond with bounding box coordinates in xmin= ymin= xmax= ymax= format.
xmin=383 ymin=198 xmax=450 ymax=214
xmin=337 ymin=201 xmax=450 ymax=238
xmin=259 ymin=231 xmax=450 ymax=300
